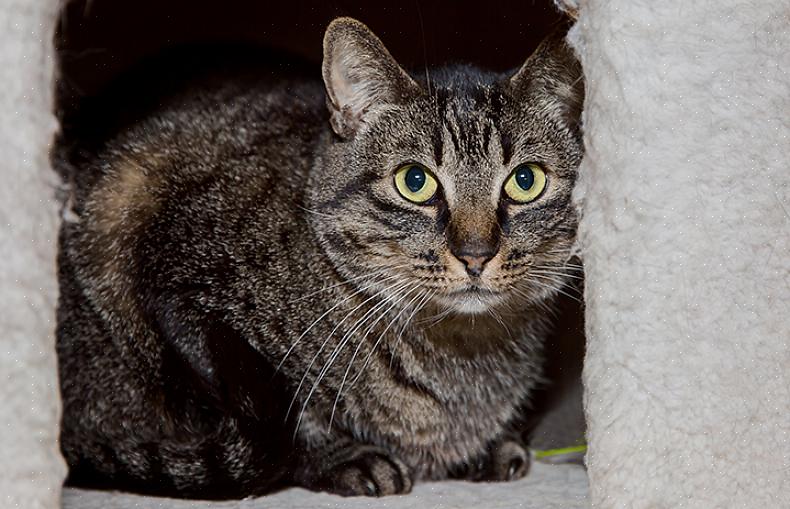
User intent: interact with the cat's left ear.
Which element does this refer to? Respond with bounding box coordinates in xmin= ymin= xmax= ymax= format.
xmin=323 ymin=17 xmax=422 ymax=138
xmin=507 ymin=29 xmax=584 ymax=133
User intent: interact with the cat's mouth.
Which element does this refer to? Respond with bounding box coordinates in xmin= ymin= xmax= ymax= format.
xmin=449 ymin=285 xmax=497 ymax=296
xmin=442 ymin=285 xmax=501 ymax=314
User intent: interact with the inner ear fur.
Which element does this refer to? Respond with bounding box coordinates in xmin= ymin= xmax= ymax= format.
xmin=507 ymin=28 xmax=584 ymax=132
xmin=322 ymin=17 xmax=423 ymax=138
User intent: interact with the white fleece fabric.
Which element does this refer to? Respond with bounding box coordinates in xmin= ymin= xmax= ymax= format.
xmin=63 ymin=463 xmax=589 ymax=509
xmin=556 ymin=0 xmax=790 ymax=507
xmin=0 ymin=1 xmax=68 ymax=508
xmin=4 ymin=0 xmax=789 ymax=508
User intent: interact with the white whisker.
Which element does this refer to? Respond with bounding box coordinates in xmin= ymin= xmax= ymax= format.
xmin=292 ymin=264 xmax=409 ymax=303
xmin=292 ymin=278 xmax=413 ymax=436
xmin=286 ymin=277 xmax=407 ymax=428
xmin=380 ymin=289 xmax=435 ymax=377
xmin=526 ymin=274 xmax=582 ymax=303
xmin=276 ymin=271 xmax=404 ymax=373
xmin=530 ymin=268 xmax=584 ymax=281
xmin=487 ymin=307 xmax=514 ymax=341
xmin=327 ymin=282 xmax=422 ymax=431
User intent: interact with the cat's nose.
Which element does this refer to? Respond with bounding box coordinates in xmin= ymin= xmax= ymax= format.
xmin=448 ymin=212 xmax=500 ymax=277
xmin=452 ymin=239 xmax=497 ymax=277
xmin=457 ymin=254 xmax=492 ymax=277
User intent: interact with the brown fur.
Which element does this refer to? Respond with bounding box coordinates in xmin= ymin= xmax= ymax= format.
xmin=56 ymin=18 xmax=583 ymax=498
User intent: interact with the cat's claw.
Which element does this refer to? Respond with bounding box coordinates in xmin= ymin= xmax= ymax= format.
xmin=312 ymin=445 xmax=413 ymax=497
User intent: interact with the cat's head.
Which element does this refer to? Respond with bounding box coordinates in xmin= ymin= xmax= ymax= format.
xmin=309 ymin=17 xmax=583 ymax=316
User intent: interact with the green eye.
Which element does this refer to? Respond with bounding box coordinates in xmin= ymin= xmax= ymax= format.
xmin=394 ymin=164 xmax=439 ymax=204
xmin=504 ymin=163 xmax=547 ymax=203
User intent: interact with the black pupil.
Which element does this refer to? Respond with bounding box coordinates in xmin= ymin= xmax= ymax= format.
xmin=515 ymin=166 xmax=535 ymax=190
xmin=405 ymin=166 xmax=426 ymax=192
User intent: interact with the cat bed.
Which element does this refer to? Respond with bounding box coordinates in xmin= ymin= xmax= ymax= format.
xmin=1 ymin=0 xmax=788 ymax=508
xmin=63 ymin=463 xmax=589 ymax=509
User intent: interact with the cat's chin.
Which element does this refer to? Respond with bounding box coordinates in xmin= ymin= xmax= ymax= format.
xmin=452 ymin=299 xmax=492 ymax=314
xmin=439 ymin=287 xmax=501 ymax=315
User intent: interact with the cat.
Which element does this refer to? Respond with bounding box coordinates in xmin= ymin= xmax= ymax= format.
xmin=55 ymin=17 xmax=583 ymax=499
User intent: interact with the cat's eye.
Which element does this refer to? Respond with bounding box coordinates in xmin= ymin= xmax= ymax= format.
xmin=503 ymin=163 xmax=547 ymax=203
xmin=394 ymin=164 xmax=439 ymax=204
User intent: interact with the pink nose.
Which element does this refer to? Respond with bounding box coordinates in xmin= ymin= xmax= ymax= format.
xmin=457 ymin=254 xmax=490 ymax=277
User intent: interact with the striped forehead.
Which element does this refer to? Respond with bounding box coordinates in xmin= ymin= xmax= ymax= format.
xmin=432 ymin=85 xmax=511 ymax=178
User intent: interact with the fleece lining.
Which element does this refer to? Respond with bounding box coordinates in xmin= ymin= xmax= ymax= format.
xmin=560 ymin=0 xmax=790 ymax=507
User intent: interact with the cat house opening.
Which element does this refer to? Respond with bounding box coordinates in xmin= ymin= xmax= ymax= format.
xmin=54 ymin=0 xmax=586 ymax=503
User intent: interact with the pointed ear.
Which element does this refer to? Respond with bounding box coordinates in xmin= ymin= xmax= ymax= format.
xmin=507 ymin=30 xmax=584 ymax=133
xmin=322 ymin=17 xmax=422 ymax=138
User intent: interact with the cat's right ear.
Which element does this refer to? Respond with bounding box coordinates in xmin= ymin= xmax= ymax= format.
xmin=322 ymin=17 xmax=422 ymax=138
xmin=507 ymin=29 xmax=584 ymax=135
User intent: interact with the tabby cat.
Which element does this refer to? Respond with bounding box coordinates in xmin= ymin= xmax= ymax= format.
xmin=56 ymin=17 xmax=583 ymax=498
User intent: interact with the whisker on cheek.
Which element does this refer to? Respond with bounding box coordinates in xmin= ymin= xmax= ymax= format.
xmin=287 ymin=276 xmax=409 ymax=433
xmin=327 ymin=280 xmax=420 ymax=431
xmin=277 ymin=270 xmax=407 ymax=373
xmin=530 ymin=268 xmax=584 ymax=281
xmin=291 ymin=264 xmax=411 ymax=304
xmin=345 ymin=285 xmax=427 ymax=390
xmin=381 ymin=289 xmax=434 ymax=376
xmin=524 ymin=274 xmax=582 ymax=303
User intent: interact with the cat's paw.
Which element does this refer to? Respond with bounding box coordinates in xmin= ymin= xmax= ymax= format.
xmin=309 ymin=445 xmax=413 ymax=497
xmin=464 ymin=440 xmax=531 ymax=482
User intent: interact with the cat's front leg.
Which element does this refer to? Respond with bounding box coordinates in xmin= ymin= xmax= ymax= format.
xmin=475 ymin=439 xmax=531 ymax=482
xmin=453 ymin=436 xmax=531 ymax=483
xmin=293 ymin=440 xmax=413 ymax=497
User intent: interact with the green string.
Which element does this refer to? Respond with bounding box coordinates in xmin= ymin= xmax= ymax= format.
xmin=533 ymin=445 xmax=587 ymax=459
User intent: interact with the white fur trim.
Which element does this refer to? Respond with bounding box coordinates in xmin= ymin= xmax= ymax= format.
xmin=571 ymin=1 xmax=790 ymax=507
xmin=0 ymin=0 xmax=67 ymax=507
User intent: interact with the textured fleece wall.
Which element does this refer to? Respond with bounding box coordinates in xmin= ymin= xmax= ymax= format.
xmin=4 ymin=0 xmax=788 ymax=508
xmin=0 ymin=1 xmax=67 ymax=508
xmin=558 ymin=0 xmax=790 ymax=507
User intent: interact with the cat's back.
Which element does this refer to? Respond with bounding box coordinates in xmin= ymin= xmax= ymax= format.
xmin=57 ymin=48 xmax=329 ymax=356
xmin=81 ymin=75 xmax=326 ymax=219
xmin=56 ymin=46 xmax=326 ymax=203
xmin=56 ymin=46 xmax=329 ymax=281
xmin=56 ymin=50 xmax=328 ymax=331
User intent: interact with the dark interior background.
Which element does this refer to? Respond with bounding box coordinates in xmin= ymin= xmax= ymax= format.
xmin=55 ymin=0 xmax=585 ymax=451
xmin=57 ymin=0 xmax=566 ymax=97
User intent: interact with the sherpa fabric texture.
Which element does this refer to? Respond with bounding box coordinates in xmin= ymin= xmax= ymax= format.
xmin=63 ymin=463 xmax=589 ymax=509
xmin=0 ymin=1 xmax=68 ymax=508
xmin=557 ymin=0 xmax=790 ymax=507
xmin=5 ymin=0 xmax=789 ymax=508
